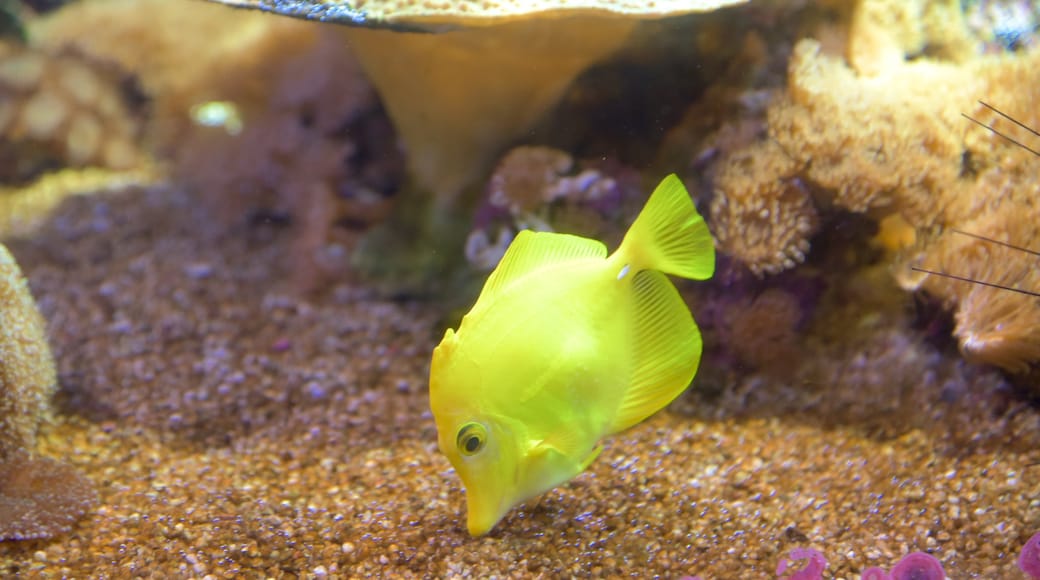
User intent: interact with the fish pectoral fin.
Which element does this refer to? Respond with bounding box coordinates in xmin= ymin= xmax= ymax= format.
xmin=529 ymin=431 xmax=602 ymax=480
xmin=609 ymin=269 xmax=702 ymax=433
xmin=477 ymin=230 xmax=606 ymax=303
xmin=579 ymin=444 xmax=603 ymax=471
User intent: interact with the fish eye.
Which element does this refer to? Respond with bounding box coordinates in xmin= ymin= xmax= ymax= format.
xmin=456 ymin=422 xmax=487 ymax=456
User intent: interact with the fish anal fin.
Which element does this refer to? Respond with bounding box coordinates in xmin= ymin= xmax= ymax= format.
xmin=609 ymin=269 xmax=702 ymax=433
xmin=478 ymin=230 xmax=606 ymax=303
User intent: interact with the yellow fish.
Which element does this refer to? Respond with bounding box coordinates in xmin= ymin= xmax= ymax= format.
xmin=430 ymin=174 xmax=715 ymax=536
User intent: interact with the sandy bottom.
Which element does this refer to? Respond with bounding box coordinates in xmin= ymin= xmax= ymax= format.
xmin=0 ymin=186 xmax=1038 ymax=578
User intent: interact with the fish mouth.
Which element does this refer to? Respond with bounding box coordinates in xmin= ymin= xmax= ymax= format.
xmin=465 ymin=489 xmax=510 ymax=537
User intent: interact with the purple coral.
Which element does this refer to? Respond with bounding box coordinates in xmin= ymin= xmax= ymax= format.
xmin=1020 ymin=531 xmax=1040 ymax=578
xmin=889 ymin=552 xmax=945 ymax=580
xmin=860 ymin=567 xmax=891 ymax=580
xmin=776 ymin=548 xmax=827 ymax=580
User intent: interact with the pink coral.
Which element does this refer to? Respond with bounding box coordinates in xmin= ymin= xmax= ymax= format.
xmin=1020 ymin=531 xmax=1040 ymax=579
xmin=860 ymin=567 xmax=890 ymax=580
xmin=776 ymin=547 xmax=827 ymax=580
xmin=889 ymin=552 xmax=944 ymax=580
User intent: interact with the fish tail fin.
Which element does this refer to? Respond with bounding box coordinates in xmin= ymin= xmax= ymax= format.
xmin=607 ymin=174 xmax=712 ymax=433
xmin=615 ymin=174 xmax=715 ymax=280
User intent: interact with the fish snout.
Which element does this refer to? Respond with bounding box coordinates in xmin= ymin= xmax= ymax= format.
xmin=465 ymin=488 xmax=511 ymax=537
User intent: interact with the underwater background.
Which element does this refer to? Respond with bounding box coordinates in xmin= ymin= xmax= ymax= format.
xmin=1 ymin=0 xmax=1039 ymax=577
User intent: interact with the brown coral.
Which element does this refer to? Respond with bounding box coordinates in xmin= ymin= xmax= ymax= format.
xmin=0 ymin=39 xmax=151 ymax=237
xmin=466 ymin=145 xmax=624 ymax=269
xmin=487 ymin=146 xmax=575 ymax=214
xmin=770 ymin=37 xmax=976 ymax=224
xmin=711 ymin=140 xmax=818 ymax=275
xmin=486 ymin=146 xmax=618 ymax=215
xmin=708 ymin=0 xmax=1040 ymax=370
xmin=908 ymin=202 xmax=1040 ymax=373
xmin=0 ymin=451 xmax=96 ymax=541
xmin=717 ymin=288 xmax=804 ymax=377
xmin=0 ymin=243 xmax=57 ymax=460
xmin=0 ymin=41 xmax=142 ymax=175
xmin=0 ymin=243 xmax=94 ymax=541
xmin=31 ymin=0 xmax=400 ymax=291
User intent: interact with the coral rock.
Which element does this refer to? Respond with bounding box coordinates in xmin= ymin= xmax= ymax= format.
xmin=0 ymin=243 xmax=56 ymax=461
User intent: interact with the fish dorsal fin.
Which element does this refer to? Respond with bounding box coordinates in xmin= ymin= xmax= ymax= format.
xmin=477 ymin=229 xmax=606 ymax=303
xmin=609 ymin=269 xmax=702 ymax=433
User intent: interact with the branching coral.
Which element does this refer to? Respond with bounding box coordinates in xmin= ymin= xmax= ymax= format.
xmin=0 ymin=243 xmax=94 ymax=540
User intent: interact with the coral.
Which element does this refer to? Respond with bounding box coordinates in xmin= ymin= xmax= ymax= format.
xmin=907 ymin=207 xmax=1040 ymax=372
xmin=856 ymin=552 xmax=945 ymax=580
xmin=466 ymin=146 xmax=638 ymax=270
xmin=776 ymin=547 xmax=826 ymax=580
xmin=0 ymin=450 xmax=95 ymax=540
xmin=340 ymin=18 xmax=639 ymax=202
xmin=0 ymin=243 xmax=56 ymax=460
xmin=32 ymin=0 xmax=400 ymax=291
xmin=1021 ymin=531 xmax=1040 ymax=579
xmin=769 ymin=37 xmax=976 ymax=225
xmin=167 ymin=25 xmax=387 ymax=225
xmin=710 ymin=139 xmax=817 ymax=275
xmin=30 ymin=0 xmax=289 ymax=140
xmin=713 ymin=2 xmax=1040 ymax=273
xmin=708 ymin=0 xmax=1040 ymax=370
xmin=0 ymin=40 xmax=142 ymax=173
xmin=888 ymin=552 xmax=945 ymax=580
xmin=0 ymin=38 xmax=151 ymax=237
xmin=0 ymin=243 xmax=94 ymax=541
xmin=205 ymin=0 xmax=751 ymax=202
xmin=713 ymin=287 xmax=805 ymax=377
xmin=214 ymin=0 xmax=750 ymax=24
xmin=847 ymin=0 xmax=975 ymax=76
xmin=487 ymin=146 xmax=576 ymax=214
